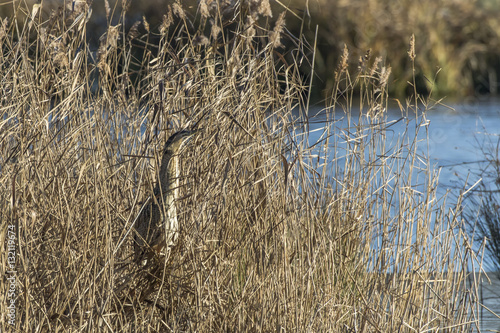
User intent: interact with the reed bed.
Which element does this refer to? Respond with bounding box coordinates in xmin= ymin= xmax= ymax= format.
xmin=0 ymin=1 xmax=484 ymax=331
xmin=292 ymin=0 xmax=500 ymax=97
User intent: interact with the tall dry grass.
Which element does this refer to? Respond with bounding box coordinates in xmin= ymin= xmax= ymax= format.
xmin=297 ymin=0 xmax=500 ymax=97
xmin=0 ymin=1 xmax=485 ymax=331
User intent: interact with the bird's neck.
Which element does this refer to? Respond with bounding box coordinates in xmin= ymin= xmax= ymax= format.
xmin=158 ymin=150 xmax=180 ymax=198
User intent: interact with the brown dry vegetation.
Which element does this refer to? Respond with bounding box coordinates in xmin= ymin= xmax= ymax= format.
xmin=4 ymin=0 xmax=500 ymax=98
xmin=298 ymin=0 xmax=500 ymax=97
xmin=0 ymin=1 xmax=486 ymax=331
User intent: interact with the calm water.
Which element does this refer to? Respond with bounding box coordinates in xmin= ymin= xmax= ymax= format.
xmin=477 ymin=273 xmax=500 ymax=331
xmin=421 ymin=99 xmax=500 ymax=192
xmin=306 ymin=98 xmax=500 ymax=330
xmin=306 ymin=97 xmax=500 ymax=194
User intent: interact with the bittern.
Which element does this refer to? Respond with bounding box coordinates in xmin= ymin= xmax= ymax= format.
xmin=134 ymin=130 xmax=196 ymax=265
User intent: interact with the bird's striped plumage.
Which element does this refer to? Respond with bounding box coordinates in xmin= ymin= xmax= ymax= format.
xmin=134 ymin=130 xmax=195 ymax=265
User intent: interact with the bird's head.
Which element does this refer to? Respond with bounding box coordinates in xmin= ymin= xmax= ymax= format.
xmin=163 ymin=130 xmax=197 ymax=154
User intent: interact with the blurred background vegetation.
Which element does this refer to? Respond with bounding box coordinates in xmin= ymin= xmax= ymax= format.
xmin=3 ymin=0 xmax=500 ymax=101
